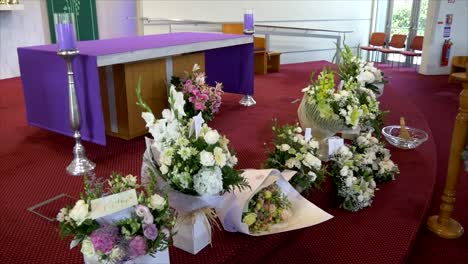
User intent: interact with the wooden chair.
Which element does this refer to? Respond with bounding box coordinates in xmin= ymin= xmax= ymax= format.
xmin=360 ymin=32 xmax=386 ymax=62
xmin=449 ymin=62 xmax=468 ymax=83
xmin=222 ymin=23 xmax=281 ymax=74
xmin=377 ymin=34 xmax=407 ymax=67
xmin=400 ymin=36 xmax=424 ymax=68
xmin=449 ymin=56 xmax=468 ymax=83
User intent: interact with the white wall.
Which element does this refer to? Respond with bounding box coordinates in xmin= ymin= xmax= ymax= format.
xmin=419 ymin=0 xmax=468 ymax=75
xmin=0 ymin=0 xmax=48 ymax=79
xmin=0 ymin=0 xmax=138 ymax=79
xmin=96 ymin=0 xmax=137 ymax=39
xmin=139 ymin=0 xmax=373 ymax=64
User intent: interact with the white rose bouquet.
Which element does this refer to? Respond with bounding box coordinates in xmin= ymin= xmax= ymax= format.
xmin=57 ymin=173 xmax=175 ymax=264
xmin=264 ymin=122 xmax=324 ymax=193
xmin=137 ymin=81 xmax=248 ymax=254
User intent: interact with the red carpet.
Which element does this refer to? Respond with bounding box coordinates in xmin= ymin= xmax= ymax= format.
xmin=0 ymin=62 xmax=466 ymax=263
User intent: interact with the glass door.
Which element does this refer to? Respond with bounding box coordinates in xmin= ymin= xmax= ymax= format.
xmin=384 ymin=0 xmax=428 ymax=64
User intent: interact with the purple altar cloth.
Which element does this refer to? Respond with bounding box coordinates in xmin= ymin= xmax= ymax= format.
xmin=17 ymin=32 xmax=254 ymax=145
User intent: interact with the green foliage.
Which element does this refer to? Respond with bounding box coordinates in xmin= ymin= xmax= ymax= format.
xmin=136 ymin=77 xmax=153 ymax=114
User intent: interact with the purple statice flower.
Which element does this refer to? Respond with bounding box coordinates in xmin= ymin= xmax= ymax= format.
xmin=143 ymin=223 xmax=158 ymax=241
xmin=90 ymin=225 xmax=120 ymax=254
xmin=128 ymin=236 xmax=147 ymax=259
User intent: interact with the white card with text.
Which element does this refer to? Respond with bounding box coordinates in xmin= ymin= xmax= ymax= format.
xmin=90 ymin=189 xmax=138 ymax=220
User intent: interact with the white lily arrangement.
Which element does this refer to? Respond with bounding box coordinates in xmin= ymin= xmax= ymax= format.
xmin=329 ymin=132 xmax=399 ymax=212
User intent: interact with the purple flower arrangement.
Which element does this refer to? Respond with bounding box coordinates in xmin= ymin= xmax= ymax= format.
xmin=57 ymin=173 xmax=175 ymax=263
xmin=171 ymin=64 xmax=224 ymax=121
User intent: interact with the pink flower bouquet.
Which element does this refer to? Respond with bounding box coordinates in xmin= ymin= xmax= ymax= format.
xmin=171 ymin=64 xmax=223 ymax=121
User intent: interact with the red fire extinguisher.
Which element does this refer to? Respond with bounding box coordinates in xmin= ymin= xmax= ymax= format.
xmin=441 ymin=39 xmax=453 ymax=66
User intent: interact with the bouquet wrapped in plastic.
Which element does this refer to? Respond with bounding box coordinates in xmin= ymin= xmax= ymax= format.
xmin=138 ymin=83 xmax=248 ymax=254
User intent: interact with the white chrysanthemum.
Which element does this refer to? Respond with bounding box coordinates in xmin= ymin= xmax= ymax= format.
xmin=159 ymin=148 xmax=173 ymax=166
xmin=204 ymin=130 xmax=220 ymax=145
xmin=178 ymin=147 xmax=192 ymax=161
xmin=200 ymin=150 xmax=215 ymax=166
xmin=193 ymin=166 xmax=223 ymax=196
xmin=213 ymin=147 xmax=227 ymax=167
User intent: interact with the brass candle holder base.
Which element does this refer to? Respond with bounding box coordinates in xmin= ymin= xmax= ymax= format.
xmin=427 ymin=215 xmax=464 ymax=239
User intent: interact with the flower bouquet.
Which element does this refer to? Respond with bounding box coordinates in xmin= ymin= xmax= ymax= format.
xmin=264 ymin=121 xmax=324 ymax=193
xmin=57 ymin=173 xmax=175 ymax=264
xmin=216 ymin=169 xmax=333 ymax=236
xmin=354 ymin=132 xmax=399 ymax=183
xmin=337 ymin=44 xmax=386 ymax=96
xmin=170 ymin=64 xmax=223 ymax=122
xmin=138 ymin=84 xmax=248 ymax=254
xmin=298 ymin=68 xmax=364 ymax=159
xmin=340 ymin=80 xmax=385 ymax=138
xmin=329 ymin=132 xmax=399 ymax=211
xmin=329 ymin=145 xmax=377 ymax=212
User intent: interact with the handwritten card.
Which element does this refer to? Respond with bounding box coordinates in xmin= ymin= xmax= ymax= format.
xmin=328 ymin=137 xmax=344 ymax=156
xmin=305 ymin=128 xmax=312 ymax=142
xmin=90 ymin=189 xmax=138 ymax=220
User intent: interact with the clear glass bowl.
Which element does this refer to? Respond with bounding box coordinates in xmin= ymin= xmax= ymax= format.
xmin=382 ymin=125 xmax=428 ymax=149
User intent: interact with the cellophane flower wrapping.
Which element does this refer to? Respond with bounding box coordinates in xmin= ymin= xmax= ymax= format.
xmin=215 ymin=169 xmax=333 ymax=236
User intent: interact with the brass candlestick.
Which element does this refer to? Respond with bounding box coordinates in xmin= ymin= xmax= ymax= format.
xmin=58 ymin=50 xmax=96 ymax=176
xmin=427 ymin=82 xmax=467 ymax=239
